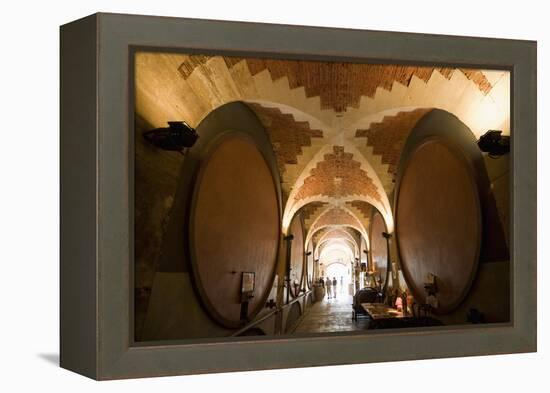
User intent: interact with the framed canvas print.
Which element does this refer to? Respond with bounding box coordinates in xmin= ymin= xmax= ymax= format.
xmin=60 ymin=12 xmax=537 ymax=380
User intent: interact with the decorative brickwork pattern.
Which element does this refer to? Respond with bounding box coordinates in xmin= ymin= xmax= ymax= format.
xmin=178 ymin=55 xmax=493 ymax=112
xmin=313 ymin=225 xmax=360 ymax=245
xmin=355 ymin=108 xmax=432 ymax=176
xmin=294 ymin=146 xmax=381 ymax=203
xmin=247 ymin=104 xmax=323 ymax=176
xmin=438 ymin=68 xmax=493 ymax=95
xmin=312 ymin=227 xmax=329 ymax=245
xmin=299 ymin=201 xmax=328 ymax=222
xmin=347 ymin=200 xmax=374 ymax=221
xmin=320 ymin=228 xmax=357 ymax=245
xmin=177 ymin=55 xmax=211 ymax=79
xmin=311 ymin=207 xmax=363 ymax=233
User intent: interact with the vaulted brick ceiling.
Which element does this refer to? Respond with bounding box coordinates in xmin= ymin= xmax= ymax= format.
xmin=293 ymin=146 xmax=381 ymax=203
xmin=317 ymin=228 xmax=359 ymax=251
xmin=355 ymin=108 xmax=433 ymax=179
xmin=303 ymin=204 xmax=366 ymax=247
xmin=300 ymin=201 xmax=328 ymax=220
xmin=312 ymin=226 xmax=361 ymax=249
xmin=135 ymin=51 xmax=510 ymax=251
xmin=346 ymin=200 xmax=373 ymax=220
xmin=309 ymin=207 xmax=366 ymax=258
xmin=179 ymin=55 xmax=493 ymax=112
xmin=310 ymin=207 xmax=364 ymax=235
xmin=168 ymin=54 xmax=505 ymax=212
xmin=344 ymin=200 xmax=374 ymax=231
xmin=299 ymin=201 xmax=328 ymax=231
xmin=247 ymin=103 xmax=323 ymax=180
xmin=319 ymin=238 xmax=357 ymax=257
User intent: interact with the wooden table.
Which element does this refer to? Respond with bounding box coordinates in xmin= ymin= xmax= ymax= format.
xmin=361 ymin=303 xmax=406 ymax=319
xmin=361 ymin=303 xmax=411 ymax=329
xmin=361 ymin=303 xmax=444 ymax=329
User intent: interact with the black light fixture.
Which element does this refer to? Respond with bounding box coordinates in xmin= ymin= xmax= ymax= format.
xmin=477 ymin=130 xmax=510 ymax=158
xmin=305 ymin=251 xmax=312 ymax=256
xmin=143 ymin=121 xmax=198 ymax=154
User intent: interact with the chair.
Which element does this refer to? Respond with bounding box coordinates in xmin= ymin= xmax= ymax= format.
xmin=351 ymin=287 xmax=380 ymax=321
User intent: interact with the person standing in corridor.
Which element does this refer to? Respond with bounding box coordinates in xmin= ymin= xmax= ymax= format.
xmin=332 ymin=277 xmax=337 ymax=298
xmin=326 ymin=276 xmax=332 ymax=299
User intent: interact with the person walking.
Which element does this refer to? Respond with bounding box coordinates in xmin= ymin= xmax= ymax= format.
xmin=332 ymin=277 xmax=337 ymax=298
xmin=326 ymin=276 xmax=332 ymax=299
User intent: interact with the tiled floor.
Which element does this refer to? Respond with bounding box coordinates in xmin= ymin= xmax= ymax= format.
xmin=293 ymin=292 xmax=370 ymax=333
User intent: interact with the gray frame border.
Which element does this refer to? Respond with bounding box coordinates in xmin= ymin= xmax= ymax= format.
xmin=60 ymin=12 xmax=536 ymax=380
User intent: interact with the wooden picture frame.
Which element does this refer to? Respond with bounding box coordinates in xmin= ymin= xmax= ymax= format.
xmin=241 ymin=272 xmax=256 ymax=294
xmin=60 ymin=12 xmax=536 ymax=380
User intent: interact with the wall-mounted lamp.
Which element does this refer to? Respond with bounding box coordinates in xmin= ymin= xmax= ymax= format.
xmin=382 ymin=232 xmax=392 ymax=239
xmin=143 ymin=121 xmax=198 ymax=154
xmin=305 ymin=251 xmax=312 ymax=256
xmin=477 ymin=130 xmax=510 ymax=157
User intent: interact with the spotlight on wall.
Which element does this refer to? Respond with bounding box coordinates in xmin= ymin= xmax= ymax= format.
xmin=143 ymin=121 xmax=198 ymax=154
xmin=363 ymin=250 xmax=368 ymax=254
xmin=305 ymin=251 xmax=312 ymax=256
xmin=477 ymin=130 xmax=510 ymax=157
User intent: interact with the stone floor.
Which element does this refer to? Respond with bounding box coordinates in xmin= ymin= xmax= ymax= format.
xmin=293 ymin=291 xmax=370 ymax=333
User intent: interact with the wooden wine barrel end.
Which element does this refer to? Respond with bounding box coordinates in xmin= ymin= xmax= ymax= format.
xmin=288 ymin=215 xmax=305 ymax=297
xmin=395 ymin=138 xmax=482 ymax=314
xmin=370 ymin=212 xmax=388 ymax=288
xmin=190 ymin=132 xmax=280 ymax=327
xmin=306 ymin=241 xmax=314 ymax=289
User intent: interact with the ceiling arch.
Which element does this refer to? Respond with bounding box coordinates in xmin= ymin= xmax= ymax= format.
xmin=319 ymin=243 xmax=355 ymax=262
xmin=283 ymin=141 xmax=393 ymax=233
xmin=305 ymin=205 xmax=369 ymax=248
xmin=351 ymin=107 xmax=434 ymax=190
xmin=244 ymin=101 xmax=328 ymax=190
xmin=317 ymin=228 xmax=359 ymax=250
xmin=179 ymin=55 xmax=495 ymax=113
xmin=317 ymin=238 xmax=358 ymax=258
xmin=135 ymin=52 xmax=510 ymax=262
xmin=337 ymin=68 xmax=509 ymax=138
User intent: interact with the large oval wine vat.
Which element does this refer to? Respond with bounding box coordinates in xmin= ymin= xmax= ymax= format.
xmin=370 ymin=212 xmax=388 ymax=288
xmin=288 ymin=215 xmax=305 ymax=297
xmin=190 ymin=132 xmax=280 ymax=327
xmin=306 ymin=240 xmax=314 ymax=289
xmin=395 ymin=138 xmax=481 ymax=313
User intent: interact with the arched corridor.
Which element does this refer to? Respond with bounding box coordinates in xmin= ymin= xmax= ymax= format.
xmin=324 ymin=262 xmax=351 ymax=297
xmin=133 ymin=50 xmax=511 ymax=342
